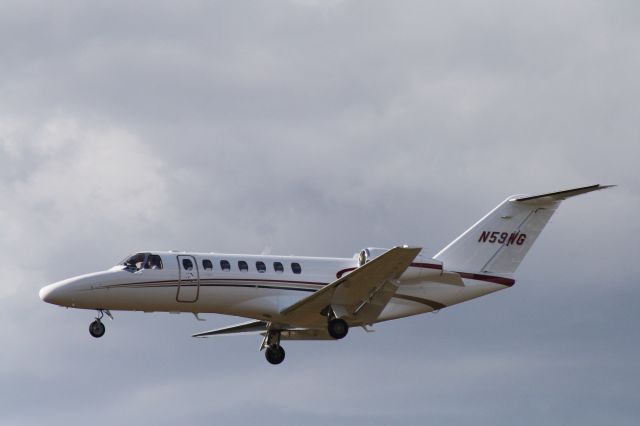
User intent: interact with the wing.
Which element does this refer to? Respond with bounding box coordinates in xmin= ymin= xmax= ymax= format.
xmin=280 ymin=246 xmax=422 ymax=327
xmin=192 ymin=320 xmax=268 ymax=338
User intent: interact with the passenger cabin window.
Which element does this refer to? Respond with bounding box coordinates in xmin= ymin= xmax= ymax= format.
xmin=256 ymin=261 xmax=266 ymax=273
xmin=273 ymin=262 xmax=284 ymax=273
xmin=220 ymin=260 xmax=231 ymax=271
xmin=291 ymin=262 xmax=302 ymax=274
xmin=238 ymin=261 xmax=248 ymax=272
xmin=145 ymin=254 xmax=163 ymax=270
xmin=182 ymin=258 xmax=194 ymax=271
xmin=203 ymin=259 xmax=213 ymax=271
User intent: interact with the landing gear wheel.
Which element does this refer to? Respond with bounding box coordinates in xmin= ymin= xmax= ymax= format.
xmin=265 ymin=345 xmax=285 ymax=365
xmin=328 ymin=318 xmax=349 ymax=339
xmin=89 ymin=320 xmax=106 ymax=338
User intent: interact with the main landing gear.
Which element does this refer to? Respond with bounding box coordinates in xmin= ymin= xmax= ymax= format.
xmin=262 ymin=330 xmax=285 ymax=365
xmin=89 ymin=310 xmax=112 ymax=338
xmin=328 ymin=318 xmax=349 ymax=340
xmin=260 ymin=317 xmax=349 ymax=365
xmin=265 ymin=345 xmax=285 ymax=365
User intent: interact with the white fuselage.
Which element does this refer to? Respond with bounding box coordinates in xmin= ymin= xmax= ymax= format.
xmin=40 ymin=250 xmax=512 ymax=326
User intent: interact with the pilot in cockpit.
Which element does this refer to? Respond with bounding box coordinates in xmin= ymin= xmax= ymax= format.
xmin=121 ymin=253 xmax=163 ymax=272
xmin=145 ymin=254 xmax=163 ymax=270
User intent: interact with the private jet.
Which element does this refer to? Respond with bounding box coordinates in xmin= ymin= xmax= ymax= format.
xmin=39 ymin=184 xmax=613 ymax=364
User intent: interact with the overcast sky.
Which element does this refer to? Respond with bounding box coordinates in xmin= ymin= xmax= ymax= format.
xmin=1 ymin=1 xmax=638 ymax=425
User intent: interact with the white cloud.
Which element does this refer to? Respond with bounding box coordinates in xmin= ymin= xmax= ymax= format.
xmin=0 ymin=115 xmax=169 ymax=297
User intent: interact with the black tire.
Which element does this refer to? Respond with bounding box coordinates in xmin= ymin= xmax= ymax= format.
xmin=265 ymin=345 xmax=285 ymax=365
xmin=328 ymin=318 xmax=349 ymax=339
xmin=89 ymin=320 xmax=106 ymax=338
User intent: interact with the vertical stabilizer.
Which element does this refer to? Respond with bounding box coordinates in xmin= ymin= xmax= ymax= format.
xmin=433 ymin=185 xmax=613 ymax=274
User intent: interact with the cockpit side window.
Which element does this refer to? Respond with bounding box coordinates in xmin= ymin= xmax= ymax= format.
xmin=145 ymin=255 xmax=163 ymax=270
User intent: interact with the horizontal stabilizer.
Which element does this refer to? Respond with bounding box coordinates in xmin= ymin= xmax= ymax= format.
xmin=512 ymin=184 xmax=615 ymax=204
xmin=193 ymin=320 xmax=268 ymax=338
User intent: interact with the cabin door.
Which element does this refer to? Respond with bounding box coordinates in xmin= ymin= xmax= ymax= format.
xmin=177 ymin=255 xmax=200 ymax=302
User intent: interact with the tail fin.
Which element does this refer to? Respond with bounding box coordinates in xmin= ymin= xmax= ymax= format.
xmin=433 ymin=185 xmax=614 ymax=274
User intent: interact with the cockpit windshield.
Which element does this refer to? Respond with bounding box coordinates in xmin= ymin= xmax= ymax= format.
xmin=119 ymin=253 xmax=163 ymax=272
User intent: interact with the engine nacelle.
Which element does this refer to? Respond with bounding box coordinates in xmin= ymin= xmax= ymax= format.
xmin=357 ymin=247 xmax=390 ymax=266
xmin=355 ymin=247 xmax=443 ymax=282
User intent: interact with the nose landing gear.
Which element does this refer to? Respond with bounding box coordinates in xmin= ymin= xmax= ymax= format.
xmin=88 ymin=310 xmax=112 ymax=338
xmin=89 ymin=319 xmax=105 ymax=338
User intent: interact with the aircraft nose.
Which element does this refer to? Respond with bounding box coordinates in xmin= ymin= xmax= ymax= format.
xmin=39 ymin=283 xmax=54 ymax=303
xmin=39 ymin=283 xmax=65 ymax=305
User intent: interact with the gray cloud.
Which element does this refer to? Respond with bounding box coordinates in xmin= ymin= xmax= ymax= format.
xmin=1 ymin=1 xmax=638 ymax=425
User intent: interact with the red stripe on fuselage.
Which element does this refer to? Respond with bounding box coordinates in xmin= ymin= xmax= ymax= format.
xmin=105 ymin=277 xmax=328 ymax=289
xmin=456 ymin=272 xmax=515 ymax=286
xmin=336 ymin=262 xmax=442 ymax=278
xmin=336 ymin=263 xmax=514 ymax=287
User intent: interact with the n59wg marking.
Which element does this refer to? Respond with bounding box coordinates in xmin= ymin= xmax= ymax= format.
xmin=478 ymin=231 xmax=527 ymax=246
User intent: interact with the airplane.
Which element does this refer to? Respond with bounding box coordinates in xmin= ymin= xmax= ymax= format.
xmin=39 ymin=184 xmax=613 ymax=364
